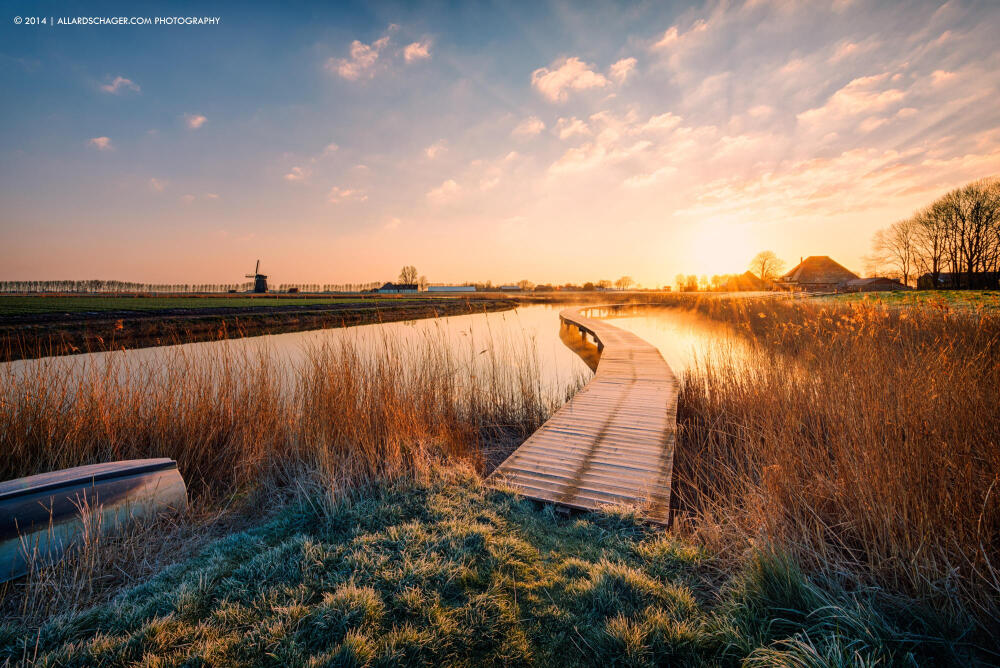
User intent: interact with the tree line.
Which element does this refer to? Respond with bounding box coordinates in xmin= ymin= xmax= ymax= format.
xmin=869 ymin=177 xmax=1000 ymax=288
xmin=0 ymin=280 xmax=384 ymax=294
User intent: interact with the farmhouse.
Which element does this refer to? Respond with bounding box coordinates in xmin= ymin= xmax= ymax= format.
xmin=377 ymin=282 xmax=419 ymax=294
xmin=778 ymin=256 xmax=858 ymax=292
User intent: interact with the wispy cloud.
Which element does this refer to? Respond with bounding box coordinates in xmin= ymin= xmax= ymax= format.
xmin=328 ymin=186 xmax=367 ymax=203
xmin=512 ymin=116 xmax=545 ymax=138
xmin=148 ymin=178 xmax=167 ymax=192
xmin=284 ymin=166 xmax=310 ymax=182
xmin=424 ymin=140 xmax=447 ymax=159
xmin=100 ymin=76 xmax=140 ymax=94
xmin=556 ymin=117 xmax=590 ymax=139
xmin=404 ymin=39 xmax=432 ymax=63
xmin=427 ymin=178 xmax=460 ymax=203
xmin=88 ymin=136 xmax=113 ymax=151
xmin=328 ymin=30 xmax=392 ymax=80
xmin=531 ymin=57 xmax=610 ymax=102
xmin=609 ymin=57 xmax=637 ymax=83
xmin=184 ymin=113 xmax=207 ymax=129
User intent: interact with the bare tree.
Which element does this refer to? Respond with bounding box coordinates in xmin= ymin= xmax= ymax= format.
xmin=913 ymin=204 xmax=948 ymax=287
xmin=872 ymin=218 xmax=917 ymax=285
xmin=614 ymin=276 xmax=634 ymax=291
xmin=417 ymin=275 xmax=428 ymax=290
xmin=398 ymin=265 xmax=418 ymax=284
xmin=749 ymin=251 xmax=786 ymax=283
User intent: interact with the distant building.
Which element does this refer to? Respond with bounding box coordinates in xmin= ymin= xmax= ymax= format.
xmin=723 ymin=271 xmax=767 ymax=292
xmin=426 ymin=285 xmax=476 ymax=293
xmin=499 ymin=285 xmax=521 ymax=291
xmin=917 ymin=272 xmax=1000 ymax=290
xmin=778 ymin=256 xmax=859 ymax=292
xmin=377 ymin=282 xmax=419 ymax=294
xmin=842 ymin=277 xmax=912 ymax=292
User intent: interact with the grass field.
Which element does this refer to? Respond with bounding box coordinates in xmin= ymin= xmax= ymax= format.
xmin=0 ymin=469 xmax=970 ymax=666
xmin=0 ymin=295 xmax=436 ymax=316
xmin=824 ymin=289 xmax=1000 ymax=309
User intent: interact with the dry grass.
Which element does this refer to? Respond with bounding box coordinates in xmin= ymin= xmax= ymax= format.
xmin=0 ymin=324 xmax=570 ymax=625
xmin=670 ymin=296 xmax=1000 ymax=636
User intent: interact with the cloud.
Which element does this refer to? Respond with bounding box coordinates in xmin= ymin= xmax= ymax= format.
xmin=100 ymin=76 xmax=140 ymax=94
xmin=747 ymin=105 xmax=773 ymax=118
xmin=512 ymin=116 xmax=545 ymax=138
xmin=641 ymin=112 xmax=682 ymax=132
xmin=149 ymin=178 xmax=167 ymax=192
xmin=556 ymin=117 xmax=591 ymax=139
xmin=180 ymin=194 xmax=196 ymax=204
xmin=284 ymin=166 xmax=310 ymax=182
xmin=88 ymin=136 xmax=113 ymax=151
xmin=427 ymin=179 xmax=460 ymax=203
xmin=797 ymin=74 xmax=905 ymax=126
xmin=328 ymin=186 xmax=367 ymax=203
xmin=184 ymin=113 xmax=207 ymax=129
xmin=651 ymin=19 xmax=710 ymax=51
xmin=531 ymin=57 xmax=610 ymax=102
xmin=205 ymin=193 xmax=220 ymax=200
xmin=328 ymin=34 xmax=391 ymax=80
xmin=425 ymin=140 xmax=447 ymax=159
xmin=323 ymin=142 xmax=339 ymax=155
xmin=404 ymin=40 xmax=432 ymax=62
xmin=609 ymin=57 xmax=637 ymax=83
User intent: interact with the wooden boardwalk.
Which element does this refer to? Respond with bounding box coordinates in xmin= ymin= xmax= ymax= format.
xmin=489 ymin=306 xmax=677 ymax=524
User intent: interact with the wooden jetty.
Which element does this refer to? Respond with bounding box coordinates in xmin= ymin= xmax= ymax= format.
xmin=490 ymin=306 xmax=677 ymax=524
xmin=0 ymin=459 xmax=187 ymax=582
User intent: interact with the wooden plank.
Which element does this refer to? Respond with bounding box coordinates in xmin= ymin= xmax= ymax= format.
xmin=489 ymin=306 xmax=676 ymax=525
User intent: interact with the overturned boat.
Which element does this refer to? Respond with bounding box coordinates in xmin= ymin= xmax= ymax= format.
xmin=0 ymin=458 xmax=187 ymax=582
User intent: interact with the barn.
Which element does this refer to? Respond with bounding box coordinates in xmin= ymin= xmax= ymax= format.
xmin=841 ymin=277 xmax=912 ymax=292
xmin=778 ymin=256 xmax=859 ymax=292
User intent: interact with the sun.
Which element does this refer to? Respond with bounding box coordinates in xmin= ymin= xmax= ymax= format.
xmin=685 ymin=219 xmax=756 ymax=276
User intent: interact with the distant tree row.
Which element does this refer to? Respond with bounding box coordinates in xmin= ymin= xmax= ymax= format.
xmin=0 ymin=280 xmax=387 ymax=294
xmin=0 ymin=280 xmax=254 ymax=293
xmin=868 ymin=177 xmax=1000 ymax=287
xmin=277 ymin=283 xmax=382 ymax=293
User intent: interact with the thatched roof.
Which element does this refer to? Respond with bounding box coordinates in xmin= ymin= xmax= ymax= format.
xmin=781 ymin=256 xmax=858 ymax=285
xmin=724 ymin=271 xmax=767 ymax=291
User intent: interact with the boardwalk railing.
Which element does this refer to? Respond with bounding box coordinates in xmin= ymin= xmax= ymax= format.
xmin=489 ymin=306 xmax=677 ymax=524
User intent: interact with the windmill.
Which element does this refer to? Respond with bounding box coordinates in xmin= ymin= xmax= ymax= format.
xmin=245 ymin=259 xmax=268 ymax=293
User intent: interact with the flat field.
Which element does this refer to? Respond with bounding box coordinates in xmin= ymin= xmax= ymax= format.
xmin=824 ymin=289 xmax=1000 ymax=309
xmin=0 ymin=295 xmax=430 ymax=316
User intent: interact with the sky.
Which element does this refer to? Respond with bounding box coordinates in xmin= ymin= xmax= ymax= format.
xmin=1 ymin=0 xmax=999 ymax=287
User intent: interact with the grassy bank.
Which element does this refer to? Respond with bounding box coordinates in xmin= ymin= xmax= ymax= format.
xmin=822 ymin=289 xmax=1000 ymax=309
xmin=0 ymin=469 xmax=973 ymax=666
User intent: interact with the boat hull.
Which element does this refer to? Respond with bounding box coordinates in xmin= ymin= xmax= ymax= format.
xmin=0 ymin=459 xmax=187 ymax=582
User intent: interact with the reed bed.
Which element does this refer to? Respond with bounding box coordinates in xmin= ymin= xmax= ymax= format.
xmin=0 ymin=319 xmax=574 ymax=623
xmin=671 ymin=296 xmax=1000 ymax=636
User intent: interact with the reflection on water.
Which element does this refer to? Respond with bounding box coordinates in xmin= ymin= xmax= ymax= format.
xmin=559 ymin=322 xmax=601 ymax=372
xmin=1 ymin=303 xmax=745 ymax=402
xmin=589 ymin=305 xmax=749 ymax=375
xmin=1 ymin=305 xmax=593 ymax=404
